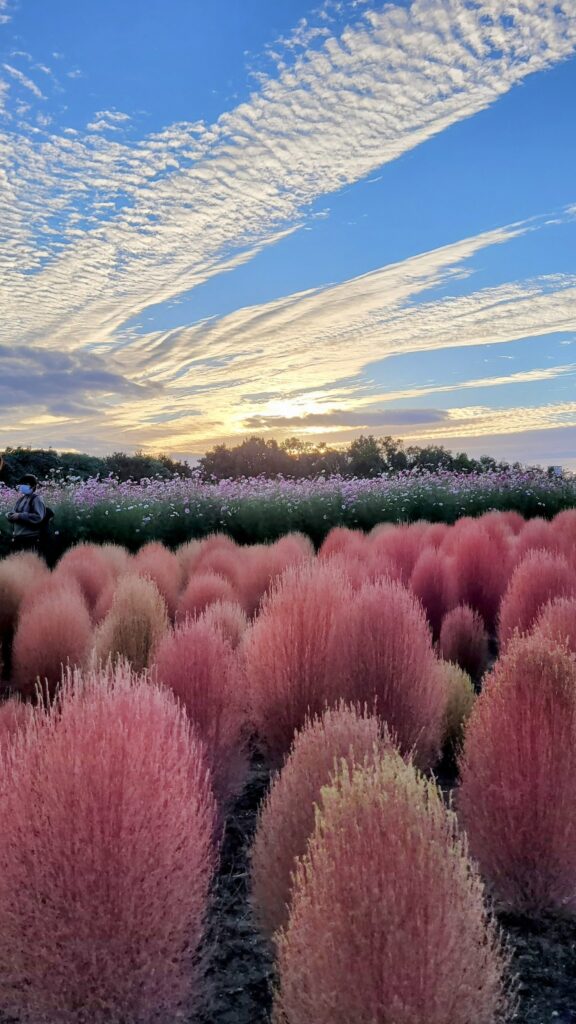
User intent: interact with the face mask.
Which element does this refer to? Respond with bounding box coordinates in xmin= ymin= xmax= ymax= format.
xmin=18 ymin=484 xmax=33 ymax=495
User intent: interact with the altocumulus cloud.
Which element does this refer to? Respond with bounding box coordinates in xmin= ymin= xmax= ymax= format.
xmin=0 ymin=346 xmax=161 ymax=416
xmin=244 ymin=409 xmax=450 ymax=429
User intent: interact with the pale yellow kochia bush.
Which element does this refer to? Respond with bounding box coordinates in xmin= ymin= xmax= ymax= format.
xmin=93 ymin=573 xmax=169 ymax=673
xmin=274 ymin=753 xmax=513 ymax=1024
xmin=442 ymin=661 xmax=475 ymax=747
xmin=250 ymin=703 xmax=391 ymax=939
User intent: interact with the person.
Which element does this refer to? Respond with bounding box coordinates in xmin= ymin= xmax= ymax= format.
xmin=6 ymin=474 xmax=46 ymax=554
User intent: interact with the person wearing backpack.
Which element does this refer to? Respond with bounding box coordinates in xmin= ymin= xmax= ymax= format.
xmin=6 ymin=474 xmax=49 ymax=555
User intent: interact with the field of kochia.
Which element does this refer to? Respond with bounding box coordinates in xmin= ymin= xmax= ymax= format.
xmin=1 ymin=507 xmax=576 ymax=1022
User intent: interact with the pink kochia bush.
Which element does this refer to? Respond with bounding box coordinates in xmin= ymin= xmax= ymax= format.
xmin=152 ymin=618 xmax=248 ymax=808
xmin=0 ymin=698 xmax=31 ymax=755
xmin=0 ymin=662 xmax=217 ymax=1024
xmin=199 ymin=600 xmax=249 ymax=649
xmin=498 ymin=550 xmax=575 ymax=651
xmin=330 ymin=579 xmax=447 ymax=768
xmin=438 ymin=604 xmax=490 ymax=680
xmin=0 ymin=551 xmax=49 ymax=637
xmin=54 ymin=543 xmax=114 ymax=616
xmin=274 ymin=752 xmax=511 ymax=1024
xmin=243 ymin=562 xmax=352 ymax=762
xmin=410 ymin=547 xmax=455 ymax=638
xmin=532 ymin=596 xmax=576 ymax=655
xmin=133 ymin=542 xmax=183 ymax=619
xmin=251 ymin=704 xmax=389 ymax=938
xmin=176 ymin=571 xmax=238 ymax=622
xmin=458 ymin=634 xmax=576 ymax=916
xmin=448 ymin=523 xmax=510 ymax=631
xmin=11 ymin=581 xmax=93 ymax=699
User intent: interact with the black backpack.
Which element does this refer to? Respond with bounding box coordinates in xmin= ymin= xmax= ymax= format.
xmin=39 ymin=505 xmax=55 ymax=538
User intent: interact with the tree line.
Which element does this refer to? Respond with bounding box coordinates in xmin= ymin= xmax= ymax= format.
xmin=0 ymin=447 xmax=193 ymax=486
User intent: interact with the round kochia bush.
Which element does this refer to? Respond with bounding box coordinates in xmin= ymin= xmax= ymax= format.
xmin=0 ymin=661 xmax=217 ymax=1024
xmin=498 ymin=549 xmax=575 ymax=651
xmin=250 ymin=703 xmax=389 ymax=938
xmin=243 ymin=561 xmax=352 ymax=762
xmin=458 ymin=633 xmax=576 ymax=916
xmin=330 ymin=579 xmax=448 ymax=768
xmin=274 ymin=752 xmax=511 ymax=1024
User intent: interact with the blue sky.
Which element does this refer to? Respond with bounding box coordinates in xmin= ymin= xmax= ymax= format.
xmin=1 ymin=0 xmax=576 ymax=467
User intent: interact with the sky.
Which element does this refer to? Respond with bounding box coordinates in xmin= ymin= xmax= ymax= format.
xmin=1 ymin=0 xmax=576 ymax=469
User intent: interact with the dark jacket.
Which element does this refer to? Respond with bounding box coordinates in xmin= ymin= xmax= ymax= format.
xmin=6 ymin=492 xmax=46 ymax=539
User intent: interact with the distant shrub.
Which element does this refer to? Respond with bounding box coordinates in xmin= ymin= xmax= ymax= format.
xmin=410 ymin=548 xmax=456 ymax=638
xmin=93 ymin=573 xmax=169 ymax=673
xmin=176 ymin=571 xmax=238 ymax=622
xmin=512 ymin=516 xmax=565 ymax=565
xmin=498 ymin=550 xmax=575 ymax=650
xmin=251 ymin=704 xmax=389 ymax=938
xmin=274 ymin=752 xmax=511 ymax=1024
xmin=12 ymin=581 xmax=93 ymax=699
xmin=152 ymin=618 xmax=248 ymax=809
xmin=448 ymin=523 xmax=510 ymax=631
xmin=243 ymin=562 xmax=352 ymax=762
xmin=441 ymin=662 xmax=475 ymax=749
xmin=190 ymin=547 xmax=244 ymax=592
xmin=532 ymin=597 xmax=576 ymax=654
xmin=0 ymin=551 xmax=49 ymax=636
xmin=97 ymin=542 xmax=132 ymax=575
xmin=175 ymin=538 xmax=204 ymax=579
xmin=550 ymin=508 xmax=576 ymax=558
xmin=438 ymin=604 xmax=490 ymax=680
xmin=459 ymin=634 xmax=576 ymax=916
xmin=54 ymin=543 xmax=114 ymax=616
xmin=330 ymin=579 xmax=447 ymax=768
xmin=0 ymin=661 xmax=217 ymax=1023
xmin=319 ymin=527 xmax=367 ymax=562
xmin=199 ymin=600 xmax=249 ymax=649
xmin=133 ymin=542 xmax=183 ymax=619
xmin=0 ymin=698 xmax=31 ymax=755
xmin=368 ymin=522 xmax=429 ymax=583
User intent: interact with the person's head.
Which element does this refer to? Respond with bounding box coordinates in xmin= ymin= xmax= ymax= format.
xmin=17 ymin=474 xmax=38 ymax=495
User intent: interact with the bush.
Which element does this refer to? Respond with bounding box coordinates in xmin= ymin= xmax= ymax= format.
xmin=274 ymin=752 xmax=511 ymax=1024
xmin=447 ymin=523 xmax=510 ymax=631
xmin=54 ymin=543 xmax=114 ymax=616
xmin=498 ymin=550 xmax=575 ymax=651
xmin=441 ymin=662 xmax=475 ymax=749
xmin=133 ymin=541 xmax=183 ymax=619
xmin=0 ymin=551 xmax=50 ymax=637
xmin=250 ymin=704 xmax=388 ymax=938
xmin=512 ymin=517 xmax=565 ymax=564
xmin=0 ymin=661 xmax=217 ymax=1023
xmin=176 ymin=571 xmax=239 ymax=622
xmin=243 ymin=562 xmax=352 ymax=762
xmin=330 ymin=579 xmax=447 ymax=768
xmin=410 ymin=548 xmax=456 ymax=638
xmin=12 ymin=581 xmax=93 ymax=699
xmin=368 ymin=522 xmax=429 ymax=583
xmin=199 ymin=600 xmax=249 ymax=648
xmin=532 ymin=597 xmax=576 ymax=654
xmin=152 ymin=618 xmax=248 ymax=809
xmin=458 ymin=634 xmax=576 ymax=915
xmin=93 ymin=573 xmax=169 ymax=673
xmin=438 ymin=604 xmax=490 ymax=680
xmin=0 ymin=698 xmax=31 ymax=755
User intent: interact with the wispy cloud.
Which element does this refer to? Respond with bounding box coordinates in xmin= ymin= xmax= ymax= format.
xmin=2 ymin=63 xmax=45 ymax=99
xmin=1 ymin=0 xmax=575 ymax=354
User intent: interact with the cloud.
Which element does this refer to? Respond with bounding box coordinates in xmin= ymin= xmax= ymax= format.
xmin=2 ymin=63 xmax=45 ymax=99
xmin=0 ymin=345 xmax=160 ymax=416
xmin=1 ymin=0 xmax=575 ymax=353
xmin=86 ymin=109 xmax=132 ymax=133
xmin=244 ymin=408 xmax=449 ymax=428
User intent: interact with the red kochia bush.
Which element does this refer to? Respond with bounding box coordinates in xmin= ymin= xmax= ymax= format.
xmin=0 ymin=699 xmax=31 ymax=755
xmin=200 ymin=600 xmax=249 ymax=649
xmin=274 ymin=753 xmax=511 ymax=1024
xmin=532 ymin=597 xmax=576 ymax=654
xmin=368 ymin=522 xmax=429 ymax=583
xmin=0 ymin=551 xmax=49 ymax=637
xmin=448 ymin=523 xmax=510 ymax=631
xmin=330 ymin=579 xmax=447 ymax=768
xmin=251 ymin=704 xmax=389 ymax=938
xmin=54 ymin=544 xmax=114 ymax=615
xmin=512 ymin=517 xmax=564 ymax=565
xmin=458 ymin=634 xmax=576 ymax=915
xmin=0 ymin=662 xmax=217 ymax=1024
xmin=438 ymin=604 xmax=490 ymax=680
xmin=243 ymin=562 xmax=352 ymax=762
xmin=11 ymin=582 xmax=93 ymax=699
xmin=176 ymin=571 xmax=238 ymax=622
xmin=410 ymin=548 xmax=456 ymax=638
xmin=498 ymin=550 xmax=576 ymax=650
xmin=133 ymin=542 xmax=183 ymax=619
xmin=152 ymin=619 xmax=248 ymax=809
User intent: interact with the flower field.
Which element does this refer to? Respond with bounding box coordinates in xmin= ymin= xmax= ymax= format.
xmin=1 ymin=509 xmax=576 ymax=1022
xmin=1 ymin=467 xmax=575 ymax=557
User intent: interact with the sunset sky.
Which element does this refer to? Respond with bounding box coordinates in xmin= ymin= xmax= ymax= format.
xmin=1 ymin=0 xmax=576 ymax=467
